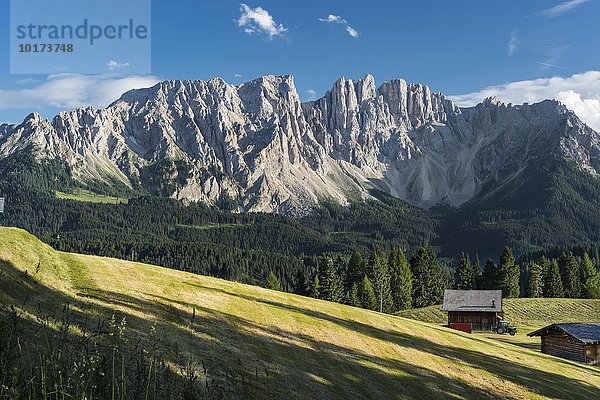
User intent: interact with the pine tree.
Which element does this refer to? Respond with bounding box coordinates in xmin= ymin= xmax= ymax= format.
xmin=580 ymin=253 xmax=600 ymax=299
xmin=428 ymin=250 xmax=446 ymax=305
xmin=309 ymin=269 xmax=320 ymax=299
xmin=543 ymin=258 xmax=564 ymax=298
xmin=389 ymin=249 xmax=413 ymax=311
xmin=454 ymin=252 xmax=477 ymax=290
xmin=497 ymin=247 xmax=520 ymax=298
xmin=292 ymin=269 xmax=308 ymax=295
xmin=359 ymin=275 xmax=377 ymax=310
xmin=346 ymin=250 xmax=365 ymax=292
xmin=318 ymin=256 xmax=344 ymax=302
xmin=525 ymin=262 xmax=544 ymax=298
xmin=473 ymin=254 xmax=482 ymax=285
xmin=265 ymin=271 xmax=281 ymax=291
xmin=480 ymin=259 xmax=498 ymax=290
xmin=346 ymin=283 xmax=361 ymax=307
xmin=411 ymin=247 xmax=430 ymax=308
xmin=410 ymin=247 xmax=445 ymax=308
xmin=558 ymin=252 xmax=581 ymax=298
xmin=368 ymin=247 xmax=393 ymax=312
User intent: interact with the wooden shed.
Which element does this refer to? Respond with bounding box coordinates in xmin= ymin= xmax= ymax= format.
xmin=528 ymin=323 xmax=600 ymax=366
xmin=442 ymin=290 xmax=503 ymax=331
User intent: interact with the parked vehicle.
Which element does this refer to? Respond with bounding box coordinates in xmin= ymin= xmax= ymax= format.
xmin=493 ymin=320 xmax=517 ymax=336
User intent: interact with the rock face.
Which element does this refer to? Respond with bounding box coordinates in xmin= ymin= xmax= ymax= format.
xmin=1 ymin=74 xmax=599 ymax=214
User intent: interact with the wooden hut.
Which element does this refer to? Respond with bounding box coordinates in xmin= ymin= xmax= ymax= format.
xmin=528 ymin=323 xmax=600 ymax=366
xmin=442 ymin=290 xmax=503 ymax=332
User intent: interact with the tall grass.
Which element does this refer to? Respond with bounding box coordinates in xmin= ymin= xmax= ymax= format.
xmin=0 ymin=303 xmax=265 ymax=399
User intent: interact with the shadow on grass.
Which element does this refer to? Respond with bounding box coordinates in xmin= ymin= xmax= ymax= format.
xmin=183 ymin=283 xmax=600 ymax=399
xmin=487 ymin=336 xmax=541 ymax=352
xmin=2 ymin=259 xmax=600 ymax=400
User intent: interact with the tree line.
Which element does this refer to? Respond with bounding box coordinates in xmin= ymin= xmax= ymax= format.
xmin=265 ymin=246 xmax=600 ymax=315
xmin=265 ymin=246 xmax=449 ymax=313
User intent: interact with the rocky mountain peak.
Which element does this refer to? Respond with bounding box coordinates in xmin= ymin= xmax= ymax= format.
xmin=1 ymin=73 xmax=599 ymax=215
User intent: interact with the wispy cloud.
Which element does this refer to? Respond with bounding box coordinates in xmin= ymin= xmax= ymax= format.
xmin=106 ymin=60 xmax=130 ymax=71
xmin=507 ymin=30 xmax=518 ymax=56
xmin=536 ymin=61 xmax=573 ymax=70
xmin=537 ymin=0 xmax=591 ymax=18
xmin=234 ymin=74 xmax=243 ymax=78
xmin=449 ymin=70 xmax=600 ymax=131
xmin=319 ymin=14 xmax=360 ymax=38
xmin=0 ymin=74 xmax=160 ymax=112
xmin=15 ymin=78 xmax=39 ymax=86
xmin=237 ymin=4 xmax=287 ymax=39
xmin=537 ymin=44 xmax=572 ymax=72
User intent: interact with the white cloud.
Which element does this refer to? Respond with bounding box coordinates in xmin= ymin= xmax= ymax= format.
xmin=107 ymin=60 xmax=131 ymax=71
xmin=234 ymin=74 xmax=243 ymax=78
xmin=304 ymin=89 xmax=317 ymax=101
xmin=537 ymin=0 xmax=591 ymax=18
xmin=238 ymin=4 xmax=287 ymax=39
xmin=507 ymin=30 xmax=518 ymax=56
xmin=449 ymin=71 xmax=600 ymax=131
xmin=319 ymin=14 xmax=359 ymax=38
xmin=0 ymin=74 xmax=160 ymax=111
xmin=319 ymin=15 xmax=346 ymax=24
xmin=346 ymin=26 xmax=359 ymax=38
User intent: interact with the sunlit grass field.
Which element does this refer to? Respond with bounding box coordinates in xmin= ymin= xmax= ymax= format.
xmin=55 ymin=189 xmax=128 ymax=204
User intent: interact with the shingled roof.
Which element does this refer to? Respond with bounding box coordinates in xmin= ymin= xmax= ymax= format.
xmin=528 ymin=323 xmax=600 ymax=344
xmin=442 ymin=290 xmax=503 ymax=312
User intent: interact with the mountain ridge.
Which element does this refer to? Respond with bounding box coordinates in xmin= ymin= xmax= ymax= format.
xmin=1 ymin=74 xmax=599 ymax=216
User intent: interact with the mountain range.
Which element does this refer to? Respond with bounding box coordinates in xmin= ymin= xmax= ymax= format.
xmin=2 ymin=74 xmax=598 ymax=217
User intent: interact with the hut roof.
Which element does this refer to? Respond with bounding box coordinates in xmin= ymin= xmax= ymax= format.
xmin=528 ymin=323 xmax=600 ymax=344
xmin=442 ymin=290 xmax=503 ymax=312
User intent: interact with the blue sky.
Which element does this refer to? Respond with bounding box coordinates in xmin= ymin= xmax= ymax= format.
xmin=1 ymin=0 xmax=600 ymax=128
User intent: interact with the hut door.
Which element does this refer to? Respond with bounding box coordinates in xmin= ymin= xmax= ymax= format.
xmin=593 ymin=346 xmax=598 ymax=366
xmin=586 ymin=345 xmax=598 ymax=365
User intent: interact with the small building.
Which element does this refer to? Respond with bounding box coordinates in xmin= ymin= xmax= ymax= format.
xmin=443 ymin=290 xmax=503 ymax=332
xmin=528 ymin=323 xmax=600 ymax=366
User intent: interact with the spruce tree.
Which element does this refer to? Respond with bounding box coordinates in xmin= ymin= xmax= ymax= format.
xmin=265 ymin=271 xmax=281 ymax=291
xmin=580 ymin=253 xmax=600 ymax=299
xmin=543 ymin=258 xmax=564 ymax=298
xmin=318 ymin=256 xmax=344 ymax=302
xmin=292 ymin=269 xmax=308 ymax=295
xmin=410 ymin=247 xmax=445 ymax=308
xmin=368 ymin=247 xmax=393 ymax=312
xmin=389 ymin=249 xmax=413 ymax=311
xmin=454 ymin=252 xmax=477 ymax=290
xmin=360 ymin=275 xmax=377 ymax=310
xmin=498 ymin=247 xmax=520 ymax=298
xmin=525 ymin=262 xmax=544 ymax=298
xmin=480 ymin=259 xmax=498 ymax=290
xmin=473 ymin=254 xmax=482 ymax=285
xmin=346 ymin=250 xmax=365 ymax=292
xmin=347 ymin=283 xmax=361 ymax=307
xmin=428 ymin=250 xmax=446 ymax=305
xmin=309 ymin=269 xmax=320 ymax=299
xmin=410 ymin=247 xmax=431 ymax=308
xmin=558 ymin=252 xmax=581 ymax=298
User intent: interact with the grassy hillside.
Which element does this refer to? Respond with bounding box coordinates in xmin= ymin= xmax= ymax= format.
xmin=398 ymin=298 xmax=600 ymax=329
xmin=1 ymin=228 xmax=600 ymax=399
